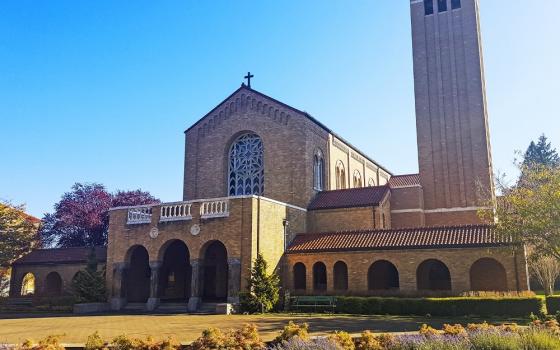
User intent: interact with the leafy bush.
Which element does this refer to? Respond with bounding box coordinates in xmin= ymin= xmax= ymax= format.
xmin=191 ymin=323 xmax=264 ymax=350
xmin=354 ymin=331 xmax=382 ymax=350
xmin=521 ymin=329 xmax=560 ymax=350
xmin=84 ymin=332 xmax=106 ymax=350
xmin=335 ymin=296 xmax=545 ymax=317
xmin=18 ymin=335 xmax=65 ymax=350
xmin=274 ymin=321 xmax=309 ymax=343
xmin=328 ymin=331 xmax=354 ymax=350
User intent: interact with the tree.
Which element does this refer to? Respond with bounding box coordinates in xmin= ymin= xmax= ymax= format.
xmin=240 ymin=253 xmax=280 ymax=313
xmin=492 ymin=165 xmax=560 ymax=264
xmin=39 ymin=183 xmax=159 ymax=247
xmin=529 ymin=254 xmax=560 ymax=296
xmin=71 ymin=248 xmax=107 ymax=303
xmin=0 ymin=201 xmax=40 ymax=297
xmin=522 ymin=134 xmax=560 ymax=170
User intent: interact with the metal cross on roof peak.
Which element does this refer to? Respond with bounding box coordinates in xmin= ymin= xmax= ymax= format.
xmin=244 ymin=72 xmax=254 ymax=88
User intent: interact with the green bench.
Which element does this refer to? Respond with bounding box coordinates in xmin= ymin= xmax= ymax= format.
xmin=291 ymin=296 xmax=336 ymax=313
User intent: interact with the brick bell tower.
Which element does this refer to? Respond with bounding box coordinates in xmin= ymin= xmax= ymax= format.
xmin=410 ymin=0 xmax=495 ymax=226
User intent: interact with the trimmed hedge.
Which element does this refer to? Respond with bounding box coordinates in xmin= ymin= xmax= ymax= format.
xmin=335 ymin=296 xmax=545 ymax=318
xmin=546 ymin=296 xmax=560 ymax=315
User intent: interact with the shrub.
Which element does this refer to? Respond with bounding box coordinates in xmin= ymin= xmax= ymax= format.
xmin=85 ymin=332 xmax=106 ymax=350
xmin=110 ymin=335 xmax=135 ymax=350
xmin=274 ymin=321 xmax=309 ymax=343
xmin=442 ymin=324 xmax=466 ymax=336
xmin=72 ymin=249 xmax=107 ymax=303
xmin=328 ymin=331 xmax=354 ymax=350
xmin=240 ymin=253 xmax=280 ymax=313
xmin=468 ymin=330 xmax=521 ymax=350
xmin=191 ymin=324 xmax=264 ymax=350
xmin=354 ymin=331 xmax=382 ymax=350
xmin=18 ymin=335 xmax=65 ymax=350
xmin=418 ymin=324 xmax=439 ymax=337
xmin=547 ymin=296 xmax=560 ymax=315
xmin=335 ymin=296 xmax=545 ymax=317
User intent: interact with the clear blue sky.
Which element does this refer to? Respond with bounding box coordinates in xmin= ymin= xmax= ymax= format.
xmin=1 ymin=1 xmax=559 ymax=218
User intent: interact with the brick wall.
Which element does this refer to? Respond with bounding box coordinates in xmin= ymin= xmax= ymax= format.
xmin=285 ymin=246 xmax=529 ymax=295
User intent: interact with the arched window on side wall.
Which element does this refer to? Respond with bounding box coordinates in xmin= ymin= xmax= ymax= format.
xmin=45 ymin=271 xmax=63 ymax=297
xmin=228 ymin=133 xmax=264 ymax=196
xmin=368 ymin=260 xmax=400 ymax=290
xmin=451 ymin=0 xmax=461 ymax=9
xmin=470 ymin=258 xmax=507 ymax=291
xmin=293 ymin=263 xmax=306 ymax=291
xmin=368 ymin=178 xmax=376 ymax=187
xmin=335 ymin=161 xmax=346 ymax=190
xmin=313 ymin=150 xmax=324 ymax=191
xmin=333 ymin=261 xmax=348 ymax=291
xmin=313 ymin=262 xmax=327 ymax=291
xmin=417 ymin=259 xmax=452 ymax=291
xmin=20 ymin=272 xmax=35 ymax=296
xmin=353 ymin=170 xmax=362 ymax=188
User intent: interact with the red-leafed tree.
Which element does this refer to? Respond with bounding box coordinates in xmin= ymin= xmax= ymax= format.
xmin=39 ymin=183 xmax=160 ymax=247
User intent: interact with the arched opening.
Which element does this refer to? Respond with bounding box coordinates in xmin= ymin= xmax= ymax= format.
xmin=201 ymin=241 xmax=228 ymax=302
xmin=293 ymin=263 xmax=306 ymax=291
xmin=417 ymin=259 xmax=452 ymax=291
xmin=228 ymin=133 xmax=264 ymax=196
xmin=20 ymin=272 xmax=35 ymax=296
xmin=44 ymin=272 xmax=63 ymax=296
xmin=126 ymin=245 xmax=151 ymax=303
xmin=353 ymin=170 xmax=363 ymax=188
xmin=159 ymin=240 xmax=191 ymax=302
xmin=336 ymin=161 xmax=346 ymax=190
xmin=368 ymin=260 xmax=400 ymax=290
xmin=368 ymin=178 xmax=376 ymax=187
xmin=333 ymin=261 xmax=348 ymax=291
xmin=470 ymin=258 xmax=508 ymax=291
xmin=313 ymin=262 xmax=327 ymax=292
xmin=313 ymin=150 xmax=325 ymax=191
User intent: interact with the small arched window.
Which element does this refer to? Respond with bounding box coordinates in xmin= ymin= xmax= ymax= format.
xmin=353 ymin=170 xmax=363 ymax=188
xmin=333 ymin=261 xmax=348 ymax=291
xmin=20 ymin=272 xmax=35 ymax=296
xmin=335 ymin=161 xmax=346 ymax=190
xmin=368 ymin=178 xmax=376 ymax=187
xmin=228 ymin=133 xmax=264 ymax=196
xmin=293 ymin=263 xmax=306 ymax=290
xmin=313 ymin=150 xmax=324 ymax=191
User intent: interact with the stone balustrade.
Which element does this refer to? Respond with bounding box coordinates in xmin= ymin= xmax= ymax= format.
xmin=127 ymin=207 xmax=152 ymax=224
xmin=160 ymin=202 xmax=193 ymax=222
xmin=200 ymin=199 xmax=229 ymax=219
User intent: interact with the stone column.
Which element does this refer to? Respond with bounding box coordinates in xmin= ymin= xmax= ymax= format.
xmin=188 ymin=259 xmax=202 ymax=312
xmin=146 ymin=261 xmax=162 ymax=311
xmin=227 ymin=257 xmax=241 ymax=304
xmin=110 ymin=262 xmax=128 ymax=310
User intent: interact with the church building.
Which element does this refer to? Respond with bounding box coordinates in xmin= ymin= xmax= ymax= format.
xmin=9 ymin=0 xmax=529 ymax=312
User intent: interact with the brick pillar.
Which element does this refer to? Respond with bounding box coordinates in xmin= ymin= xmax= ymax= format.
xmin=147 ymin=261 xmax=162 ymax=311
xmin=188 ymin=259 xmax=201 ymax=312
xmin=306 ymin=263 xmax=313 ymax=295
xmin=110 ymin=262 xmax=128 ymax=310
xmin=227 ymin=257 xmax=241 ymax=304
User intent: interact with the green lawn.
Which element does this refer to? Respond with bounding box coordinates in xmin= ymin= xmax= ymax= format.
xmin=0 ymin=313 xmax=527 ymax=345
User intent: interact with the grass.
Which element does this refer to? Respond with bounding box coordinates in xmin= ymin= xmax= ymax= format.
xmin=0 ymin=312 xmax=527 ymax=345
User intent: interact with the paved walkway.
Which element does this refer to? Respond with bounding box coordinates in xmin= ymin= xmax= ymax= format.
xmin=0 ymin=313 xmax=520 ymax=344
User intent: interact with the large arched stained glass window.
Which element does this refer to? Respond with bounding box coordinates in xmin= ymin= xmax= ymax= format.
xmin=228 ymin=133 xmax=264 ymax=196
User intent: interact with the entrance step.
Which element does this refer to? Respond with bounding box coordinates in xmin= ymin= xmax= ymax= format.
xmin=156 ymin=303 xmax=189 ymax=314
xmin=5 ymin=298 xmax=33 ymax=306
xmin=193 ymin=302 xmax=219 ymax=315
xmin=123 ymin=302 xmax=147 ymax=313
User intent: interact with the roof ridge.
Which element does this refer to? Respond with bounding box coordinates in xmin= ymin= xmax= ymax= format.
xmin=314 ymin=185 xmax=389 ymax=194
xmin=391 ymin=173 xmax=420 ymax=177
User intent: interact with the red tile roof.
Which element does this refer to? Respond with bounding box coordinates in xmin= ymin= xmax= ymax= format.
xmin=12 ymin=246 xmax=107 ymax=266
xmin=389 ymin=174 xmax=421 ymax=188
xmin=287 ymin=225 xmax=510 ymax=253
xmin=308 ymin=186 xmax=390 ymax=210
